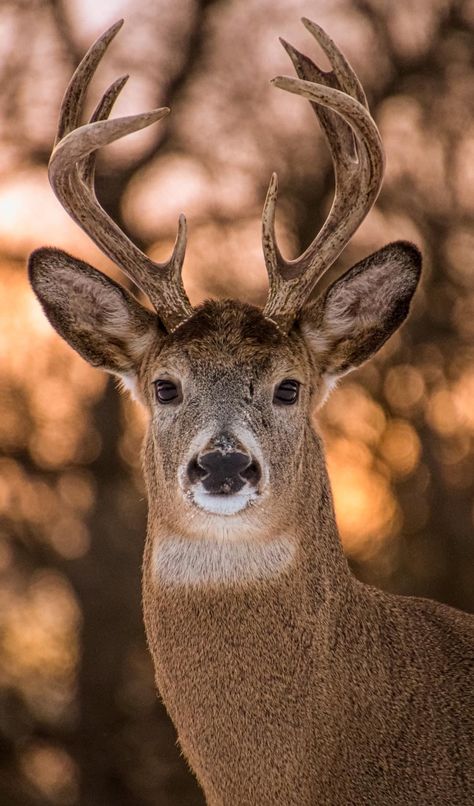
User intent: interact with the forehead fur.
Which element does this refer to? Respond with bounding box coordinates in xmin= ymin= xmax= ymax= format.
xmin=167 ymin=300 xmax=294 ymax=365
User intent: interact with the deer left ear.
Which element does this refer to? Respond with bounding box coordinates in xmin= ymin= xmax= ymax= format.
xmin=28 ymin=247 xmax=161 ymax=399
xmin=299 ymin=241 xmax=422 ymax=398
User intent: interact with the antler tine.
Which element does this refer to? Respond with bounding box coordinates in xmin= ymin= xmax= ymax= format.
xmin=302 ymin=19 xmax=367 ymax=108
xmin=80 ymin=74 xmax=129 ymax=186
xmin=55 ymin=19 xmax=124 ymax=146
xmin=262 ymin=21 xmax=385 ymax=333
xmin=49 ymin=21 xmax=194 ymax=333
xmin=280 ymin=37 xmax=356 ymax=169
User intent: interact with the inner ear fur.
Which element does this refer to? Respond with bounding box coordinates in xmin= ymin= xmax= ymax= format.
xmin=299 ymin=241 xmax=422 ymax=379
xmin=28 ymin=247 xmax=161 ymax=377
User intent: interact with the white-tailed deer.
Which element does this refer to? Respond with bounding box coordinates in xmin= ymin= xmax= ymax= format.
xmin=29 ymin=18 xmax=473 ymax=806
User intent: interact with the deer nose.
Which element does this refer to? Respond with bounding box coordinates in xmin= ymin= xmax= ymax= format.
xmin=187 ymin=448 xmax=261 ymax=495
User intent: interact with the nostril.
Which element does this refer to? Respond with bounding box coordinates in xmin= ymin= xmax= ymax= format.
xmin=240 ymin=459 xmax=262 ymax=487
xmin=187 ymin=457 xmax=208 ymax=484
xmin=240 ymin=459 xmax=261 ymax=486
xmin=187 ymin=450 xmax=261 ymax=495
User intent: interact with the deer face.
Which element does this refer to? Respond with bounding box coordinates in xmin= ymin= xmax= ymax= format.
xmin=138 ymin=302 xmax=310 ymax=528
xmin=29 ymin=241 xmax=421 ymax=541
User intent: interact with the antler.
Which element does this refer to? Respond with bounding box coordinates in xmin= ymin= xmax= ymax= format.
xmin=49 ymin=19 xmax=194 ymax=333
xmin=262 ymin=19 xmax=385 ymax=332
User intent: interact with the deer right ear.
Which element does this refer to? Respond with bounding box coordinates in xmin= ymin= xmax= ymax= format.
xmin=28 ymin=247 xmax=161 ymax=393
xmin=298 ymin=241 xmax=422 ymax=404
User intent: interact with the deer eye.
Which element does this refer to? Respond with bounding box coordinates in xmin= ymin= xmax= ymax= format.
xmin=273 ymin=379 xmax=300 ymax=405
xmin=154 ymin=379 xmax=181 ymax=404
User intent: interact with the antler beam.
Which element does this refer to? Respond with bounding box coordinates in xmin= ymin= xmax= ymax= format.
xmin=49 ymin=19 xmax=194 ymax=333
xmin=262 ymin=19 xmax=385 ymax=332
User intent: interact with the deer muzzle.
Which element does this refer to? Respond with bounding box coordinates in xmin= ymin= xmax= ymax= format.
xmin=187 ymin=433 xmax=261 ymax=497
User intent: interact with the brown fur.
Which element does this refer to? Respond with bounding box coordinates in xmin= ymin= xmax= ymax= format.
xmin=30 ymin=237 xmax=473 ymax=804
xmin=143 ymin=495 xmax=473 ymax=806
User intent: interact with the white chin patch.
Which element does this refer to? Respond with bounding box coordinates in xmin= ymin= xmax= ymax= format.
xmin=190 ymin=489 xmax=255 ymax=516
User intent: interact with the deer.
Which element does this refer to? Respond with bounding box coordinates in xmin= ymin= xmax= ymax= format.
xmin=28 ymin=17 xmax=473 ymax=806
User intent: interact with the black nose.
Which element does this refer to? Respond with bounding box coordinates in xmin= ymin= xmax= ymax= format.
xmin=188 ymin=450 xmax=260 ymax=495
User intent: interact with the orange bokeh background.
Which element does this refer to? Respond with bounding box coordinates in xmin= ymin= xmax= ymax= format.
xmin=0 ymin=1 xmax=473 ymax=803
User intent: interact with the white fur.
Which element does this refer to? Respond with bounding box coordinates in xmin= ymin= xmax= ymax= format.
xmin=316 ymin=372 xmax=342 ymax=408
xmin=191 ymin=487 xmax=257 ymax=516
xmin=153 ymin=534 xmax=296 ymax=586
xmin=117 ymin=372 xmax=139 ymax=399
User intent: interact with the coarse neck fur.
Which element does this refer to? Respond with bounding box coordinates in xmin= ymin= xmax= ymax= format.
xmin=142 ymin=429 xmax=472 ymax=806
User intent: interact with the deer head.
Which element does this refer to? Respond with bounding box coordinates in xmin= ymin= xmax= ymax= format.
xmin=28 ymin=19 xmax=421 ymax=547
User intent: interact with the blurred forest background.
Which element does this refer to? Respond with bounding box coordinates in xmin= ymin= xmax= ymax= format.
xmin=0 ymin=0 xmax=473 ymax=804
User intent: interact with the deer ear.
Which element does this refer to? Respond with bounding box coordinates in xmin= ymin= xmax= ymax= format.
xmin=299 ymin=241 xmax=422 ymax=400
xmin=28 ymin=247 xmax=161 ymax=392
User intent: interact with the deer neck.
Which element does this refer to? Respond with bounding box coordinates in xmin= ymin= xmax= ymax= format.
xmin=142 ymin=429 xmax=357 ymax=799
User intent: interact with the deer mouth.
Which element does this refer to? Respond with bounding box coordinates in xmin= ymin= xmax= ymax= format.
xmin=186 ymin=485 xmax=259 ymax=516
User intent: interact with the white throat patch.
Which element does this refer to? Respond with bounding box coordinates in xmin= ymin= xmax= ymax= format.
xmin=153 ymin=535 xmax=296 ymax=586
